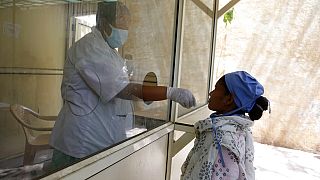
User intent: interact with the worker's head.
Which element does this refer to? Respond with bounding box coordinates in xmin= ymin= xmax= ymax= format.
xmin=96 ymin=1 xmax=130 ymax=48
xmin=208 ymin=71 xmax=269 ymax=120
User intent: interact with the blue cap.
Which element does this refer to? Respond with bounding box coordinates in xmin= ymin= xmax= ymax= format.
xmin=225 ymin=71 xmax=264 ymax=112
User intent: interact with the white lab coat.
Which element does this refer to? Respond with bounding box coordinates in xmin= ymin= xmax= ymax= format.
xmin=50 ymin=27 xmax=133 ymax=158
xmin=181 ymin=115 xmax=255 ymax=180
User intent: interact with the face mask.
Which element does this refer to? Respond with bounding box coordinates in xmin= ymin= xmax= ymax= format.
xmin=106 ymin=24 xmax=128 ymax=48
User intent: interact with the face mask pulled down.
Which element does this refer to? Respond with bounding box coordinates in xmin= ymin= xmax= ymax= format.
xmin=106 ymin=24 xmax=128 ymax=49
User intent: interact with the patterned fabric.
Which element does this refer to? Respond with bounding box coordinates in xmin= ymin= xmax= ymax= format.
xmin=181 ymin=115 xmax=255 ymax=180
xmin=211 ymin=147 xmax=246 ymax=180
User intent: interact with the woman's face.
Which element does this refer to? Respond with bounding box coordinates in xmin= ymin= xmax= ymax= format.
xmin=208 ymin=81 xmax=230 ymax=113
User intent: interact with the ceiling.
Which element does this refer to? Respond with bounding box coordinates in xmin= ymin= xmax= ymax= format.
xmin=0 ymin=0 xmax=101 ymax=9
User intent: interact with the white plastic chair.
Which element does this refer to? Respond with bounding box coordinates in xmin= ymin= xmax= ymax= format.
xmin=10 ymin=104 xmax=57 ymax=165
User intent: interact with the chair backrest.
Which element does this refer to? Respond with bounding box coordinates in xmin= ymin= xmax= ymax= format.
xmin=10 ymin=104 xmax=55 ymax=142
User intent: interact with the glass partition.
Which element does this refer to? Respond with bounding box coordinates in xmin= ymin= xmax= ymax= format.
xmin=177 ymin=0 xmax=214 ymax=117
xmin=0 ymin=0 xmax=177 ymax=178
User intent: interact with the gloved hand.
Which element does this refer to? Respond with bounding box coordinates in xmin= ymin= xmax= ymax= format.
xmin=167 ymin=87 xmax=196 ymax=108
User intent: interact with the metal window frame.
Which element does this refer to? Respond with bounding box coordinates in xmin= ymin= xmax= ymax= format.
xmin=169 ymin=2 xmax=242 ymax=178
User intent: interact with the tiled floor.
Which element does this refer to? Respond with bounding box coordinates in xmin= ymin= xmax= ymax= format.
xmin=0 ymin=155 xmax=23 ymax=169
xmin=171 ymin=141 xmax=320 ymax=180
xmin=0 ymin=149 xmax=52 ymax=169
xmin=0 ymin=150 xmax=52 ymax=179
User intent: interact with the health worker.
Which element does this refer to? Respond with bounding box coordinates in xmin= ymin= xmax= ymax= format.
xmin=49 ymin=1 xmax=196 ymax=170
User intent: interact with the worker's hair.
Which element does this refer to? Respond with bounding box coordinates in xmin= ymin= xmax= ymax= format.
xmin=96 ymin=1 xmax=129 ymax=26
xmin=217 ymin=75 xmax=269 ymax=120
xmin=96 ymin=2 xmax=117 ymax=25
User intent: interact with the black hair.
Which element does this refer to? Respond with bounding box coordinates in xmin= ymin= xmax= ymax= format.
xmin=249 ymin=96 xmax=269 ymax=120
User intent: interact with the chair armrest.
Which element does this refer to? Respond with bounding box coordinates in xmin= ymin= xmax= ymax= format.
xmin=27 ymin=126 xmax=54 ymax=131
xmin=16 ymin=105 xmax=57 ymax=121
xmin=38 ymin=115 xmax=57 ymax=121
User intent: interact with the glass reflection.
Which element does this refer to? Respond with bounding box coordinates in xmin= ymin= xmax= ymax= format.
xmin=178 ymin=0 xmax=214 ymax=117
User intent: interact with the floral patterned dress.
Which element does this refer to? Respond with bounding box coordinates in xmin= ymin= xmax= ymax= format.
xmin=180 ymin=115 xmax=255 ymax=180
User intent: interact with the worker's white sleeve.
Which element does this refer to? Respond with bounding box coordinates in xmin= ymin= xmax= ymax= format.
xmin=75 ymin=59 xmax=129 ymax=102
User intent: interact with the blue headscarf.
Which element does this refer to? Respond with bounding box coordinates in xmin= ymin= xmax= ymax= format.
xmin=225 ymin=71 xmax=264 ymax=113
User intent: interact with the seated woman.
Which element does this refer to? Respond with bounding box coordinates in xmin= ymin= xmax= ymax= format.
xmin=180 ymin=71 xmax=270 ymax=180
